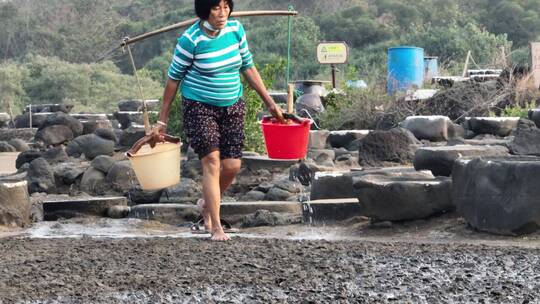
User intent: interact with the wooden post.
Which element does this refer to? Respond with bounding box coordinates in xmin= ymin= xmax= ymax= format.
xmin=331 ymin=64 xmax=337 ymax=89
xmin=462 ymin=51 xmax=471 ymax=78
xmin=500 ymin=46 xmax=507 ymax=67
xmin=6 ymin=99 xmax=15 ymax=127
xmin=287 ymin=84 xmax=294 ymax=114
xmin=28 ymin=104 xmax=32 ymax=129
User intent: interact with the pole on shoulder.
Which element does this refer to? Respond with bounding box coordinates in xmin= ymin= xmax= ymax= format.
xmin=120 ymin=10 xmax=299 ymax=48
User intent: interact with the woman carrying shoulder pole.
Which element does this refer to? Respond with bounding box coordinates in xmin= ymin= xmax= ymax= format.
xmin=154 ymin=0 xmax=284 ymax=241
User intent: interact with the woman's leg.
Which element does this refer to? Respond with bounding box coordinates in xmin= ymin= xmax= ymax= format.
xmin=220 ymin=158 xmax=241 ymax=193
xmin=201 ymin=150 xmax=230 ymax=241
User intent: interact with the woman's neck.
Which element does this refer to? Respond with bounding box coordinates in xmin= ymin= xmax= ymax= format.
xmin=202 ymin=20 xmax=220 ymax=37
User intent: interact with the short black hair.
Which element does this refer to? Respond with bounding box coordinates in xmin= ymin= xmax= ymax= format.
xmin=195 ymin=0 xmax=234 ymax=20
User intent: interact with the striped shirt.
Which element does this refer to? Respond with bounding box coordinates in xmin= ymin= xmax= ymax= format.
xmin=167 ymin=19 xmax=254 ymax=107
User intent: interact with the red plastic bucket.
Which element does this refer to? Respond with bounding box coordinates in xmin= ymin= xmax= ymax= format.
xmin=260 ymin=117 xmax=312 ymax=159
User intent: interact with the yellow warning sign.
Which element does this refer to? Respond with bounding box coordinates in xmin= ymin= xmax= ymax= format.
xmin=317 ymin=42 xmax=349 ymax=64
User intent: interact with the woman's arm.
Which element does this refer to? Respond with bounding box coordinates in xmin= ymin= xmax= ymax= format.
xmin=153 ymin=78 xmax=180 ymax=136
xmin=241 ymin=66 xmax=284 ymax=122
xmin=158 ymin=78 xmax=180 ymax=125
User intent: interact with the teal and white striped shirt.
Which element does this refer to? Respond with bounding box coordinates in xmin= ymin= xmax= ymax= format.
xmin=167 ymin=19 xmax=254 ymax=107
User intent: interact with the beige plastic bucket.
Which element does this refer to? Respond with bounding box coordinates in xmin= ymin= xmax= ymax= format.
xmin=127 ymin=142 xmax=181 ymax=190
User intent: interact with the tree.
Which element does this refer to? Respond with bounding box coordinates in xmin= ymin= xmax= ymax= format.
xmin=401 ymin=23 xmax=511 ymax=68
xmin=0 ymin=62 xmax=29 ymax=114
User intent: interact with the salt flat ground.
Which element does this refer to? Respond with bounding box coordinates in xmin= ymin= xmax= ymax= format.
xmin=0 ymin=215 xmax=539 ymax=303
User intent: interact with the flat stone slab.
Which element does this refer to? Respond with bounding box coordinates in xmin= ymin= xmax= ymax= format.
xmin=118 ymin=100 xmax=159 ymax=112
xmin=43 ymin=196 xmax=128 ymax=220
xmin=221 ymin=201 xmax=302 ymax=216
xmin=310 ymin=171 xmax=354 ymax=200
xmin=465 ymin=117 xmax=520 ymax=137
xmin=25 ymin=104 xmax=73 ymax=113
xmin=309 ymin=130 xmax=330 ymax=149
xmin=414 ymin=145 xmax=509 ymax=176
xmin=128 ymin=204 xmax=198 ymax=224
xmin=241 ymin=156 xmax=297 ymax=172
xmin=70 ymin=114 xmax=109 ymax=120
xmin=0 ymin=181 xmax=30 ymax=227
xmin=302 ymin=198 xmax=360 ymax=224
xmin=353 ymin=170 xmax=453 ymax=221
xmin=455 ymin=138 xmax=511 ymax=146
xmin=453 ymin=156 xmax=540 ymax=235
xmin=0 ymin=152 xmax=19 ymax=175
xmin=400 ymin=115 xmax=453 ymax=141
xmin=327 ymin=130 xmax=370 ymax=149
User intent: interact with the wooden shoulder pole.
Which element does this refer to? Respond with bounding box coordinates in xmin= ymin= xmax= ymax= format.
xmin=120 ymin=10 xmax=298 ymax=47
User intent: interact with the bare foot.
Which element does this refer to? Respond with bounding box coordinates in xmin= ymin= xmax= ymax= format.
xmin=211 ymin=226 xmax=230 ymax=241
xmin=197 ymin=199 xmax=212 ymax=232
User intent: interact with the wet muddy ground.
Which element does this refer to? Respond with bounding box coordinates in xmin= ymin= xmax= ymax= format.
xmin=1 ymin=216 xmax=540 ymax=303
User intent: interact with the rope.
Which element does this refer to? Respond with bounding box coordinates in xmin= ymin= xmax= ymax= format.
xmin=123 ymin=39 xmax=150 ymax=132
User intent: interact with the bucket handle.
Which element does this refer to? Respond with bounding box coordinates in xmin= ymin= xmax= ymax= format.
xmin=261 ymin=113 xmax=307 ymax=125
xmin=127 ymin=133 xmax=181 ymax=157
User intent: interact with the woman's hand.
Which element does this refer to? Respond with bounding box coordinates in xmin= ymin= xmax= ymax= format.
xmin=149 ymin=121 xmax=167 ymax=145
xmin=241 ymin=67 xmax=286 ymax=123
xmin=267 ymin=102 xmax=286 ymax=123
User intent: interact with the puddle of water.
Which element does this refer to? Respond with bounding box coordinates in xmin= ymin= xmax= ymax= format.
xmin=12 ymin=217 xmax=357 ymax=242
xmin=5 ymin=218 xmax=540 ymax=249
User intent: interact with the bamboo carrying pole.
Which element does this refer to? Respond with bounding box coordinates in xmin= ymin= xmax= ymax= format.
xmin=120 ymin=10 xmax=298 ymax=48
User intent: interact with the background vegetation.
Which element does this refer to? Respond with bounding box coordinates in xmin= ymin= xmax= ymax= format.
xmin=0 ymin=0 xmax=539 ymax=114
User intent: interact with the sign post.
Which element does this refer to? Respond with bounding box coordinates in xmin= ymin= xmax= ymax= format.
xmin=532 ymin=42 xmax=540 ymax=90
xmin=317 ymin=42 xmax=349 ymax=89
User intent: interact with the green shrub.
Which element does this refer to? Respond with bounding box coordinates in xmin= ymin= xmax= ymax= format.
xmin=320 ymin=85 xmax=397 ymax=130
xmin=242 ymin=60 xmax=285 ymax=153
xmin=493 ymin=101 xmax=535 ymax=118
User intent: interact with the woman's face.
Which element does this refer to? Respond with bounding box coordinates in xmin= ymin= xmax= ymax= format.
xmin=208 ymin=0 xmax=230 ymax=29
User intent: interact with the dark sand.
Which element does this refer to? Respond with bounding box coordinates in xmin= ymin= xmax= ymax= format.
xmin=1 ymin=233 xmax=539 ymax=303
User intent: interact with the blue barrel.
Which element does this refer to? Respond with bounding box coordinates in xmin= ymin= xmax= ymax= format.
xmin=424 ymin=56 xmax=439 ymax=82
xmin=387 ymin=46 xmax=424 ymax=94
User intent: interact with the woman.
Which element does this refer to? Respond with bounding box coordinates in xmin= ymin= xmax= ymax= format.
xmin=153 ymin=0 xmax=284 ymax=241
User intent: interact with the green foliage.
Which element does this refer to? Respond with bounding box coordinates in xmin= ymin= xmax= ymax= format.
xmin=0 ymin=0 xmax=539 ymax=122
xmin=0 ymin=62 xmax=29 ymax=114
xmin=318 ymin=7 xmax=394 ymax=49
xmin=245 ymin=16 xmax=322 ymax=87
xmin=510 ymin=47 xmax=532 ymax=67
xmin=242 ymin=60 xmax=286 ymax=153
xmin=1 ymin=0 xmax=538 ymax=84
xmin=480 ymin=0 xmax=540 ymax=47
xmin=492 ymin=101 xmax=535 ymax=118
xmin=0 ymin=55 xmax=162 ymax=113
xmin=320 ymin=86 xmax=396 ymax=130
xmin=401 ymin=23 xmax=511 ymax=67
